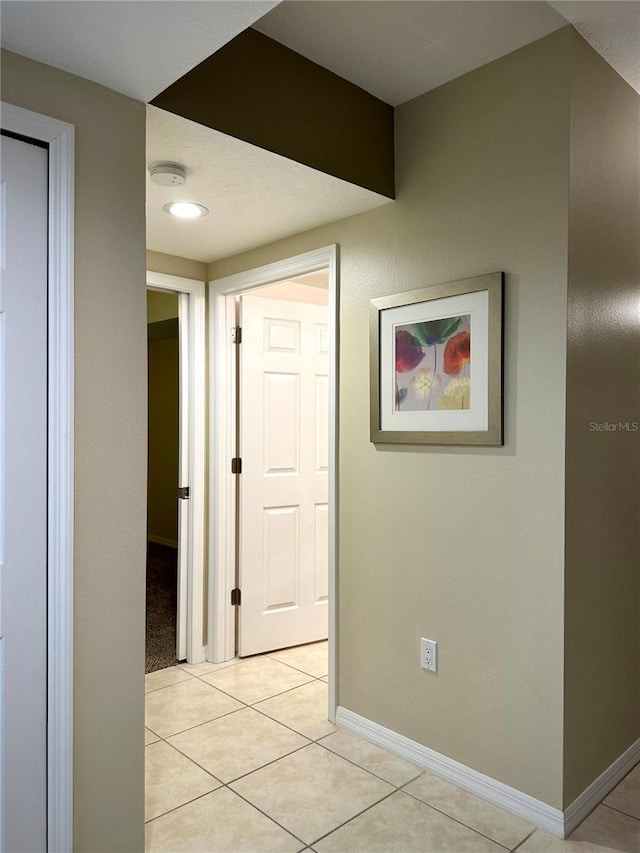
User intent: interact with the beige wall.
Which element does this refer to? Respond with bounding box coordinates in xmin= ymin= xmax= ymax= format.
xmin=146 ymin=249 xmax=207 ymax=283
xmin=147 ymin=289 xmax=178 ymax=323
xmin=1 ymin=49 xmax=147 ymax=852
xmin=147 ymin=331 xmax=179 ymax=544
xmin=211 ymin=30 xmax=572 ymax=807
xmin=563 ymin=32 xmax=640 ymax=805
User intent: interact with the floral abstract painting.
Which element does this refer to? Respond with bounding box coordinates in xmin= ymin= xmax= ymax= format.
xmin=395 ymin=315 xmax=471 ymax=411
xmin=370 ymin=272 xmax=503 ymax=445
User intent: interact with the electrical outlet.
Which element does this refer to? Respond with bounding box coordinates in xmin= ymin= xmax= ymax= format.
xmin=420 ymin=637 xmax=437 ymax=672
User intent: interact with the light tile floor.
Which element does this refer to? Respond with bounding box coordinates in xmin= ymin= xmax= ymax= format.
xmin=145 ymin=641 xmax=640 ymax=852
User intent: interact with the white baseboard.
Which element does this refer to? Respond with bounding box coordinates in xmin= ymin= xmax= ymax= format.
xmin=336 ymin=707 xmax=566 ymax=836
xmin=564 ymin=737 xmax=640 ymax=836
xmin=148 ymin=535 xmax=178 ymax=549
xmin=336 ymin=707 xmax=640 ymax=839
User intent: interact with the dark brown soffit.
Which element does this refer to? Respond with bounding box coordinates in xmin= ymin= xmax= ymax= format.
xmin=151 ymin=28 xmax=395 ymax=199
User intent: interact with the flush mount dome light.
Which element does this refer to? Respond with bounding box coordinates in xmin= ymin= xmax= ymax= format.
xmin=163 ymin=201 xmax=209 ymax=219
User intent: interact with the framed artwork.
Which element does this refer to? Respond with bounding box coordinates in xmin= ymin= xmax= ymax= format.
xmin=370 ymin=272 xmax=504 ymax=445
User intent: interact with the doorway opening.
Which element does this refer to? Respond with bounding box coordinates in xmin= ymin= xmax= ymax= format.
xmin=208 ymin=245 xmax=338 ymax=720
xmin=146 ymin=289 xmax=180 ymax=671
xmin=234 ymin=278 xmax=330 ymax=657
xmin=146 ymin=271 xmax=206 ymax=669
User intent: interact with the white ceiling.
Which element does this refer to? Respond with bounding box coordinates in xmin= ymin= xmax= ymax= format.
xmin=146 ymin=106 xmax=391 ymax=263
xmin=254 ymin=1 xmax=568 ymax=106
xmin=3 ymin=2 xmax=638 ymax=107
xmin=3 ymin=1 xmax=638 ymax=265
xmin=549 ymin=1 xmax=640 ymax=94
xmin=254 ymin=1 xmax=640 ymax=105
xmin=0 ymin=1 xmax=278 ymax=102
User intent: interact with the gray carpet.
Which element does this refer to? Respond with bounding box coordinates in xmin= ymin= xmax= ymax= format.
xmin=146 ymin=542 xmax=179 ymax=673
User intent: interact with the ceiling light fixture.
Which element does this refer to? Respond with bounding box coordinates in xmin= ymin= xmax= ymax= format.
xmin=163 ymin=201 xmax=209 ymax=219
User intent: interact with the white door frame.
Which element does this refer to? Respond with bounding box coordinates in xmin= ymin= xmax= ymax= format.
xmin=146 ymin=271 xmax=206 ymax=664
xmin=208 ymin=245 xmax=339 ymax=721
xmin=1 ymin=102 xmax=75 ymax=852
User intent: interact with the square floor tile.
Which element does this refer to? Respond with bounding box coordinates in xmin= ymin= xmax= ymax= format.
xmin=145 ymin=741 xmax=220 ymax=821
xmin=519 ymin=827 xmax=620 ymax=852
xmin=145 ymin=678 xmax=243 ymax=738
xmin=201 ymin=656 xmax=313 ymax=705
xmin=320 ymin=730 xmax=421 ymax=787
xmin=169 ymin=707 xmax=309 ymax=783
xmin=315 ymin=790 xmax=505 ymax=852
xmin=145 ymin=728 xmax=161 ymax=746
xmin=145 ymin=787 xmax=303 ymax=852
xmin=569 ymin=804 xmax=640 ymax=852
xmin=269 ymin=642 xmax=328 ymax=677
xmin=254 ymin=681 xmax=337 ymax=741
xmin=604 ymin=764 xmax=640 ymax=820
xmin=404 ymin=770 xmax=534 ymax=848
xmin=145 ymin=666 xmax=192 ymax=693
xmin=230 ymin=743 xmax=394 ymax=844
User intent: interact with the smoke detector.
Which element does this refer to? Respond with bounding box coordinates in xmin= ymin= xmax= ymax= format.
xmin=149 ymin=162 xmax=187 ymax=187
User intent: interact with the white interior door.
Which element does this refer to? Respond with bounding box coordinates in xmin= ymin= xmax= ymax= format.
xmin=177 ymin=292 xmax=189 ymax=661
xmin=239 ymin=294 xmax=329 ymax=656
xmin=0 ymin=133 xmax=48 ymax=851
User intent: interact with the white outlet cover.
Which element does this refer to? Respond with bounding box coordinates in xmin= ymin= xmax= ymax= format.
xmin=421 ymin=637 xmax=438 ymax=672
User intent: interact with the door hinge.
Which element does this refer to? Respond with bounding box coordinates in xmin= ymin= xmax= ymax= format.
xmin=231 ymin=588 xmax=241 ymax=606
xmin=231 ymin=457 xmax=242 ymax=475
xmin=232 ymin=325 xmax=242 ymax=344
xmin=178 ymin=486 xmax=190 ymax=500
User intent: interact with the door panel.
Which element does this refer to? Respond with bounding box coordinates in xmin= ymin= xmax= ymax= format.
xmin=239 ymin=294 xmax=328 ymax=656
xmin=0 ymin=133 xmax=48 ymax=852
xmin=264 ymin=372 xmax=299 ymax=473
xmin=264 ymin=505 xmax=299 ymax=611
xmin=177 ymin=292 xmax=189 ymax=661
xmin=314 ymin=503 xmax=329 ymax=603
xmin=315 ymin=375 xmax=329 ymax=472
